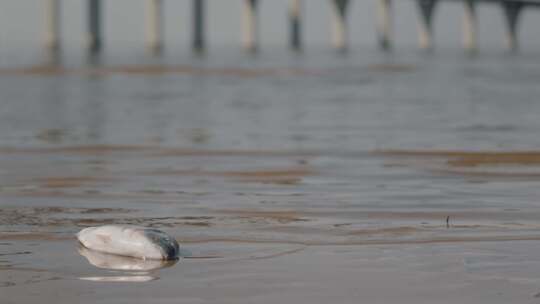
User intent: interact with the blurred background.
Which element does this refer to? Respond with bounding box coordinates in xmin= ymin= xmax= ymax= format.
xmin=1 ymin=0 xmax=540 ymax=58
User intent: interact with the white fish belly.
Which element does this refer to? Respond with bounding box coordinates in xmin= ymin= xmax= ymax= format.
xmin=77 ymin=225 xmax=179 ymax=260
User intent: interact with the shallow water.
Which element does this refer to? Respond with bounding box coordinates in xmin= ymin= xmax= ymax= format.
xmin=2 ymin=47 xmax=540 ymax=303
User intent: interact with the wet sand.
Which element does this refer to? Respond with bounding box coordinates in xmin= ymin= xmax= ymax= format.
xmin=2 ymin=145 xmax=540 ymax=303
xmin=3 ymin=49 xmax=540 ymax=303
xmin=4 ymin=239 xmax=540 ymax=304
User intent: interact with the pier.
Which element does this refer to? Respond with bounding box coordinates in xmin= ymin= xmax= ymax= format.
xmin=36 ymin=0 xmax=540 ymax=54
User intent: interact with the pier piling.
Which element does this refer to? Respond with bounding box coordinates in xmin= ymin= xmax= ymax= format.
xmin=45 ymin=0 xmax=61 ymax=51
xmin=10 ymin=0 xmax=540 ymax=55
xmin=416 ymin=0 xmax=437 ymax=50
xmin=376 ymin=0 xmax=393 ymax=50
xmin=331 ymin=0 xmax=350 ymax=51
xmin=193 ymin=0 xmax=206 ymax=52
xmin=289 ymin=0 xmax=303 ymax=50
xmin=242 ymin=0 xmax=259 ymax=52
xmin=462 ymin=0 xmax=478 ymax=52
xmin=146 ymin=0 xmax=163 ymax=53
xmin=502 ymin=2 xmax=523 ymax=51
xmin=87 ymin=0 xmax=102 ymax=53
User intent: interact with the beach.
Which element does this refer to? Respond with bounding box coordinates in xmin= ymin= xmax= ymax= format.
xmin=2 ymin=48 xmax=540 ymax=302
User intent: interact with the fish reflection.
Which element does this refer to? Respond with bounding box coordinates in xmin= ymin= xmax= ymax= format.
xmin=79 ymin=276 xmax=157 ymax=283
xmin=78 ymin=245 xmax=178 ymax=271
xmin=78 ymin=245 xmax=177 ymax=282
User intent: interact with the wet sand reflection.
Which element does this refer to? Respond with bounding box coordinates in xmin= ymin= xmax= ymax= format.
xmin=77 ymin=244 xmax=178 ymax=283
xmin=78 ymin=246 xmax=177 ymax=272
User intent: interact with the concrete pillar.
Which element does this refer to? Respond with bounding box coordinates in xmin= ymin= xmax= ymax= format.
xmin=330 ymin=0 xmax=350 ymax=51
xmin=289 ymin=0 xmax=302 ymax=50
xmin=502 ymin=2 xmax=523 ymax=51
xmin=87 ymin=0 xmax=102 ymax=53
xmin=242 ymin=0 xmax=259 ymax=52
xmin=416 ymin=0 xmax=437 ymax=50
xmin=376 ymin=0 xmax=393 ymax=50
xmin=462 ymin=0 xmax=477 ymax=52
xmin=146 ymin=0 xmax=163 ymax=53
xmin=45 ymin=0 xmax=61 ymax=51
xmin=45 ymin=46 xmax=62 ymax=67
xmin=193 ymin=0 xmax=206 ymax=52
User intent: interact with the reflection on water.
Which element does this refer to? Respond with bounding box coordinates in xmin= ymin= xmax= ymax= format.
xmin=77 ymin=245 xmax=177 ymax=283
xmin=78 ymin=246 xmax=178 ymax=272
xmin=79 ymin=276 xmax=157 ymax=283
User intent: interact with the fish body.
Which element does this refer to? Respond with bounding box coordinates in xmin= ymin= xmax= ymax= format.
xmin=77 ymin=225 xmax=179 ymax=260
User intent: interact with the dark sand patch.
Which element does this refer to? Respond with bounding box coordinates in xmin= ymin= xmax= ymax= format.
xmin=0 ymin=65 xmax=322 ymax=78
xmin=346 ymin=226 xmax=420 ymax=236
xmin=145 ymin=167 xmax=314 ymax=184
xmin=377 ymin=149 xmax=540 ymax=179
xmin=378 ymin=150 xmax=540 ymax=166
xmin=0 ymin=145 xmax=318 ymax=159
xmin=0 ymin=251 xmax=32 ymax=257
xmin=0 ymin=189 xmax=199 ymax=203
xmin=429 ymin=168 xmax=540 ymax=179
xmin=0 ymin=206 xmax=131 ymax=216
xmin=151 ymin=148 xmax=317 ymax=158
xmin=0 ymin=145 xmax=152 ymax=155
xmin=0 ymin=233 xmax=73 ymax=241
xmin=36 ymin=176 xmax=115 ymax=189
xmin=217 ymin=210 xmax=310 ymax=224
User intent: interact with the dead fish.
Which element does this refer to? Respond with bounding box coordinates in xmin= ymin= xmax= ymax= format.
xmin=77 ymin=225 xmax=179 ymax=260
